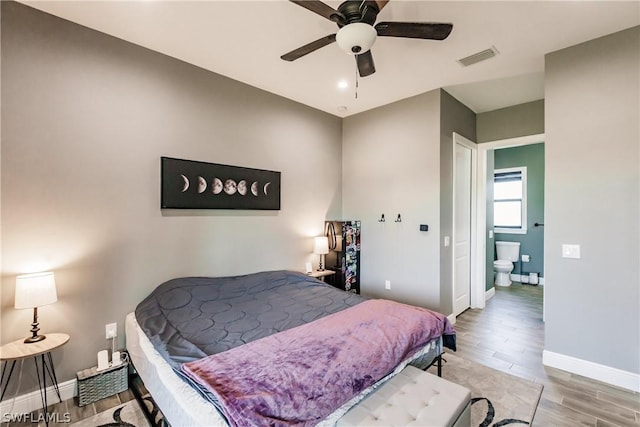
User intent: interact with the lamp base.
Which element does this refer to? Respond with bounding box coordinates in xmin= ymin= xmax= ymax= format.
xmin=318 ymin=254 xmax=326 ymax=271
xmin=24 ymin=334 xmax=46 ymax=344
xmin=24 ymin=308 xmax=45 ymax=344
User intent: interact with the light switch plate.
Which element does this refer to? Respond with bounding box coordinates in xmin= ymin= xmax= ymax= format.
xmin=444 ymin=236 xmax=450 ymax=247
xmin=562 ymin=244 xmax=581 ymax=259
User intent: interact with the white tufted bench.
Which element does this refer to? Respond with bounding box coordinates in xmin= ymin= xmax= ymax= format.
xmin=337 ymin=365 xmax=471 ymax=427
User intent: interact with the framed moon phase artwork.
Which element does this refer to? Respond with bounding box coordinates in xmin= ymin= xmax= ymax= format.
xmin=161 ymin=157 xmax=281 ymax=210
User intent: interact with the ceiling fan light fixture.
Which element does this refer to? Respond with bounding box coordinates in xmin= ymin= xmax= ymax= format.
xmin=336 ymin=23 xmax=377 ymax=55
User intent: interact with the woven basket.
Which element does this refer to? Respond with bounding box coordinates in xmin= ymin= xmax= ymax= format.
xmin=76 ymin=362 xmax=128 ymax=406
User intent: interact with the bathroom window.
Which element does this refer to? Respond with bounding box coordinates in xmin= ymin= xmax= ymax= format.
xmin=494 ymin=167 xmax=527 ymax=234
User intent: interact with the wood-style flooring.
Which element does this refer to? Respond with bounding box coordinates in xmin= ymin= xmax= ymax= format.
xmin=0 ymin=389 xmax=136 ymax=427
xmin=454 ymin=283 xmax=640 ymax=426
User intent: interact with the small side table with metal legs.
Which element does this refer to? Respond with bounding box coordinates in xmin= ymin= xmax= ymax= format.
xmin=0 ymin=333 xmax=70 ymax=425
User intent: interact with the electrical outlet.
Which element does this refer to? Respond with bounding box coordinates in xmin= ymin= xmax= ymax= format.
xmin=105 ymin=323 xmax=117 ymax=339
xmin=385 ymin=280 xmax=391 ymax=290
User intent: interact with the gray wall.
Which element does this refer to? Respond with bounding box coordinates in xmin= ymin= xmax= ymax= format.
xmin=1 ymin=2 xmax=343 ymax=392
xmin=439 ymin=91 xmax=477 ymax=314
xmin=477 ymin=100 xmax=544 ymax=143
xmin=493 ymin=143 xmax=545 ymax=278
xmin=342 ymin=91 xmax=442 ymax=310
xmin=545 ymin=26 xmax=639 ymax=373
xmin=341 ymin=89 xmax=475 ymax=315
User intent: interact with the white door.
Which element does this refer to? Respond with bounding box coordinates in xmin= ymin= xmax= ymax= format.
xmin=454 ymin=142 xmax=472 ymax=316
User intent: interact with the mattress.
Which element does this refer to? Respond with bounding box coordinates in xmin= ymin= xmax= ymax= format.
xmin=126 ymin=312 xmax=225 ymax=426
xmin=128 ymin=271 xmax=454 ymax=426
xmin=126 ymin=311 xmax=444 ymax=427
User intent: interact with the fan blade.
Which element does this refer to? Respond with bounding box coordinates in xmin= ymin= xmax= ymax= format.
xmin=281 ymin=34 xmax=337 ymax=61
xmin=375 ymin=0 xmax=389 ymax=11
xmin=289 ymin=1 xmax=344 ymax=23
xmin=375 ymin=22 xmax=453 ymax=40
xmin=356 ymin=50 xmax=376 ymax=77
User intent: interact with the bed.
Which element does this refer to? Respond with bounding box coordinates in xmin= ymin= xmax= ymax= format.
xmin=127 ymin=270 xmax=456 ymax=426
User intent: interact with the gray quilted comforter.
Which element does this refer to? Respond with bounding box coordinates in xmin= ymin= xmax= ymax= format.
xmin=135 ymin=270 xmax=365 ymax=370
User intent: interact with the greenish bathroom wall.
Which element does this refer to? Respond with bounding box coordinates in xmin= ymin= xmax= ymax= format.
xmin=493 ymin=143 xmax=545 ymax=279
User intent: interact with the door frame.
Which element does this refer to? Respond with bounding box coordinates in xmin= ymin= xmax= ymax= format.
xmin=452 ymin=133 xmax=481 ymax=313
xmin=475 ymin=133 xmax=545 ymax=314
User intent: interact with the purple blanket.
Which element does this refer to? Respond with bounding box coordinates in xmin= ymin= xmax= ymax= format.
xmin=181 ymin=299 xmax=455 ymax=427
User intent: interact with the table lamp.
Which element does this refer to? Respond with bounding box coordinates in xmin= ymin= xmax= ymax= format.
xmin=15 ymin=271 xmax=57 ymax=343
xmin=313 ymin=237 xmax=329 ymax=271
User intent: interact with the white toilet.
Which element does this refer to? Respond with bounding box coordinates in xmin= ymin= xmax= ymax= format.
xmin=494 ymin=241 xmax=520 ymax=287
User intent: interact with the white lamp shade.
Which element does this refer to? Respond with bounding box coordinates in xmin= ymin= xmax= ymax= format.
xmin=336 ymin=23 xmax=377 ymax=55
xmin=15 ymin=271 xmax=57 ymax=309
xmin=313 ymin=237 xmax=330 ymax=255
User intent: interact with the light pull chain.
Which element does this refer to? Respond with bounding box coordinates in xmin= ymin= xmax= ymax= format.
xmin=355 ymin=61 xmax=359 ymax=99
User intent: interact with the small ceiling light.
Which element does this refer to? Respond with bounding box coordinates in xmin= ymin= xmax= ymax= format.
xmin=336 ymin=23 xmax=377 ymax=55
xmin=337 ymin=80 xmax=349 ymax=90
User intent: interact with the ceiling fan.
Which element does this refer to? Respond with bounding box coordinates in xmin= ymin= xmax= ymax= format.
xmin=281 ymin=0 xmax=453 ymax=77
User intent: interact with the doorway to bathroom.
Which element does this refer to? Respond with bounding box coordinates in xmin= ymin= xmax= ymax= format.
xmin=477 ymin=134 xmax=546 ymax=318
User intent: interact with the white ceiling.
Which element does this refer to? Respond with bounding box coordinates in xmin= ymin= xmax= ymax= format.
xmin=20 ymin=1 xmax=640 ymax=117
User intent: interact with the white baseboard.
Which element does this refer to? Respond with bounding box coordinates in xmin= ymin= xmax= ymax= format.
xmin=543 ymin=350 xmax=640 ymax=393
xmin=0 ymin=378 xmax=76 ymax=415
xmin=485 ymin=287 xmax=496 ymax=301
xmin=511 ymin=273 xmax=545 ymax=286
xmin=447 ymin=313 xmax=456 ymax=325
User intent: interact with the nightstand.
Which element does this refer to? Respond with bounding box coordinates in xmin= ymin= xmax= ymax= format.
xmin=307 ymin=270 xmax=336 ymax=282
xmin=0 ymin=333 xmax=69 ymax=425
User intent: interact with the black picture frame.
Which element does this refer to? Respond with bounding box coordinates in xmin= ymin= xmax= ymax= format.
xmin=161 ymin=157 xmax=281 ymax=210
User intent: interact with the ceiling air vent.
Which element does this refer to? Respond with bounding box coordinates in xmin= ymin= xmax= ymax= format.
xmin=457 ymin=46 xmax=499 ymax=67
